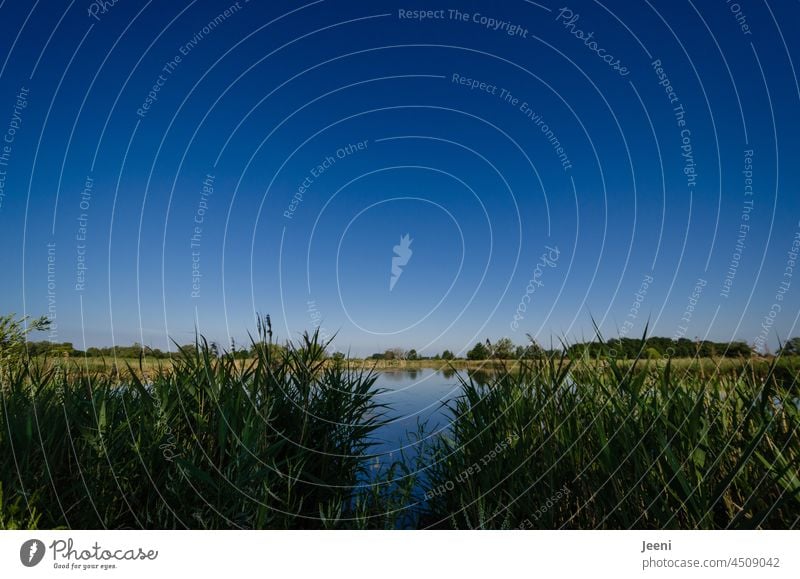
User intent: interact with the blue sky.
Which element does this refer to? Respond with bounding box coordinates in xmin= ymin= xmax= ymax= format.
xmin=0 ymin=0 xmax=798 ymax=356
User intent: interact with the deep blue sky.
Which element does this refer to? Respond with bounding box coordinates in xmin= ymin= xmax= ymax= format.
xmin=1 ymin=0 xmax=798 ymax=355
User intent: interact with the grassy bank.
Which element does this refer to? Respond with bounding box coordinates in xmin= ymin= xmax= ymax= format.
xmin=35 ymin=354 xmax=789 ymax=377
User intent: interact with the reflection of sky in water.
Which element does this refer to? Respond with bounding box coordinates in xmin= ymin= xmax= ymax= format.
xmin=349 ymin=369 xmax=467 ymax=526
xmin=367 ymin=369 xmax=459 ymax=464
xmin=366 ymin=368 xmax=496 ymax=463
xmin=356 ymin=368 xmax=501 ymax=524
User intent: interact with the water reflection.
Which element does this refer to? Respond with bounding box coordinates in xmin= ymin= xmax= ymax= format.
xmin=365 ymin=367 xmax=507 ymax=497
xmin=465 ymin=368 xmax=493 ymax=387
xmin=369 ymin=367 xmax=503 ymax=455
xmin=379 ymin=369 xmax=422 ymax=382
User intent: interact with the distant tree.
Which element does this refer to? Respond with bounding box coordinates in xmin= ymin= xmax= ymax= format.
xmin=467 ymin=342 xmax=489 ymax=360
xmin=332 ymin=351 xmax=345 ymax=361
xmin=594 ymin=336 xmax=753 ymax=359
xmin=675 ymin=338 xmax=694 ymax=357
xmin=518 ymin=340 xmax=544 ymax=359
xmin=696 ymin=341 xmax=716 ymax=358
xmin=389 ymin=348 xmax=407 ymax=360
xmin=441 ymin=350 xmax=454 ymax=360
xmin=406 ymin=349 xmax=418 ymax=360
xmin=725 ymin=341 xmax=752 ymax=357
xmin=779 ymin=337 xmax=800 ymax=356
xmin=26 ymin=341 xmax=79 ymax=357
xmin=492 ymin=337 xmax=515 ymax=360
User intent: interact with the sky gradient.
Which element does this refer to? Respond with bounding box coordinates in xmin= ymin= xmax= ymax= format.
xmin=1 ymin=0 xmax=799 ymax=356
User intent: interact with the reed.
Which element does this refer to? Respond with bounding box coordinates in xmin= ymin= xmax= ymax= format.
xmin=3 ymin=316 xmax=798 ymax=529
xmin=0 ymin=322 xmax=400 ymax=529
xmin=419 ymin=348 xmax=800 ymax=529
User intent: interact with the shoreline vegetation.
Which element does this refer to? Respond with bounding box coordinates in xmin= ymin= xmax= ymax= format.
xmin=1 ymin=314 xmax=799 ymax=529
xmin=14 ymin=354 xmax=793 ymax=385
xmin=17 ymin=330 xmax=795 ymax=377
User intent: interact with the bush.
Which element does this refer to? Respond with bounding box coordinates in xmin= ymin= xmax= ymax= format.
xmin=467 ymin=342 xmax=489 ymax=360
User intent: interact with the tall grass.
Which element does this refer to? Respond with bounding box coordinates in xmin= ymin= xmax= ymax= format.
xmin=420 ymin=351 xmax=800 ymax=529
xmin=0 ymin=323 xmax=408 ymax=529
xmin=3 ymin=321 xmax=799 ymax=529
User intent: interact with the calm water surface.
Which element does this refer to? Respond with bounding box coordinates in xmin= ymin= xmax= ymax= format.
xmin=368 ymin=368 xmax=497 ymax=462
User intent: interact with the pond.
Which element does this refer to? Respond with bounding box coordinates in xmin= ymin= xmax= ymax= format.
xmin=367 ymin=368 xmax=498 ymax=464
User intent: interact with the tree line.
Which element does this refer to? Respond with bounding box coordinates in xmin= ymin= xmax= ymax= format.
xmin=21 ymin=336 xmax=800 ymax=361
xmin=570 ymin=337 xmax=756 ymax=359
xmin=22 ymin=340 xmax=299 ymax=360
xmin=373 ymin=336 xmax=800 ymax=361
